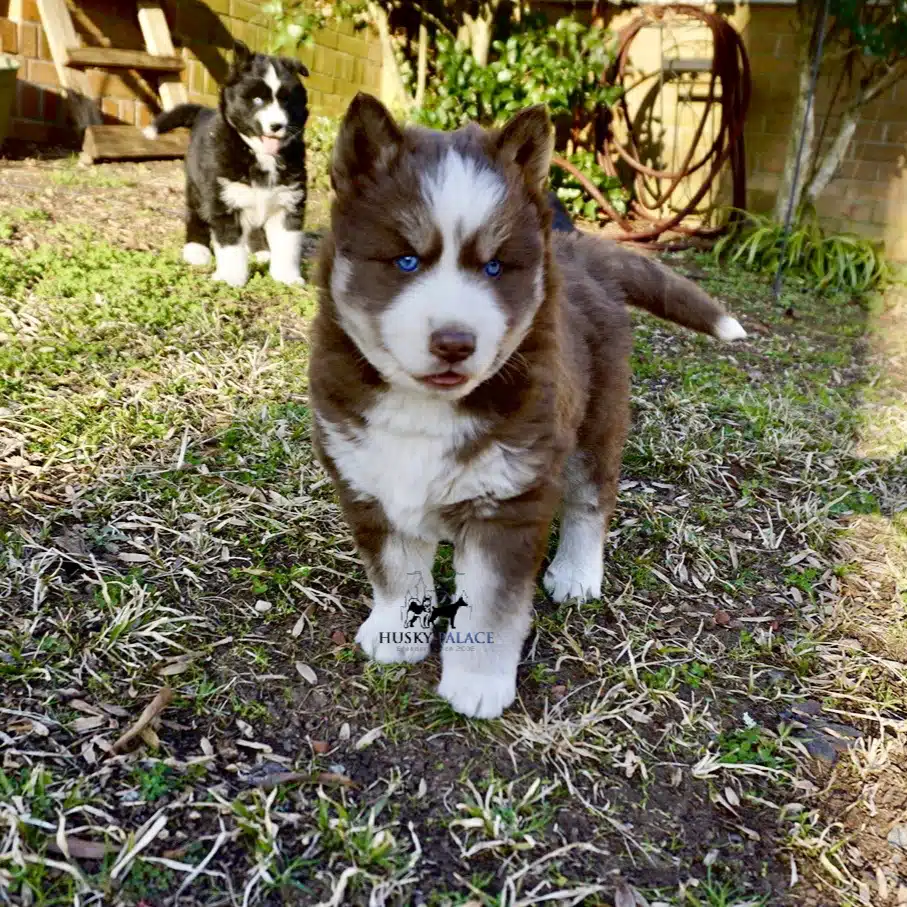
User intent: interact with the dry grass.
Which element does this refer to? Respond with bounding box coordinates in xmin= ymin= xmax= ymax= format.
xmin=1 ymin=151 xmax=906 ymax=906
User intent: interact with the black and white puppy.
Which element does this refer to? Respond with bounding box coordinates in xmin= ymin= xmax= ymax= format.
xmin=146 ymin=40 xmax=309 ymax=287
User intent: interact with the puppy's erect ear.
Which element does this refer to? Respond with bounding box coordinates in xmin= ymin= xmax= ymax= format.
xmin=331 ymin=93 xmax=404 ymax=196
xmin=283 ymin=57 xmax=310 ymax=78
xmin=495 ymin=105 xmax=553 ymax=193
xmin=232 ymin=39 xmax=252 ymax=65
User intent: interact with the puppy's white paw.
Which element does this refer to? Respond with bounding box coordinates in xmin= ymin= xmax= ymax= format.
xmin=543 ymin=556 xmax=603 ymax=603
xmin=270 ymin=267 xmax=305 ymax=287
xmin=252 ymin=250 xmax=271 ymax=264
xmin=182 ymin=242 xmax=212 ymax=267
xmin=212 ymin=245 xmax=249 ymax=287
xmin=356 ymin=607 xmax=430 ymax=664
xmin=212 ymin=270 xmax=248 ymax=288
xmin=437 ymin=660 xmax=516 ymax=719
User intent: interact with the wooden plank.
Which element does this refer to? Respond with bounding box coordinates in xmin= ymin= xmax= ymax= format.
xmin=137 ymin=1 xmax=188 ymax=111
xmin=81 ymin=124 xmax=189 ymax=163
xmin=35 ymin=0 xmax=102 ymax=129
xmin=65 ymin=46 xmax=184 ymax=72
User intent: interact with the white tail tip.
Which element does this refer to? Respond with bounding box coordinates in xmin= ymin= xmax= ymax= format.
xmin=714 ymin=315 xmax=747 ymax=342
xmin=142 ymin=125 xmax=158 ymax=140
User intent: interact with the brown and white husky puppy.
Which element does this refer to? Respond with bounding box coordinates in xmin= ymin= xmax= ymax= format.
xmin=308 ymin=94 xmax=746 ymax=719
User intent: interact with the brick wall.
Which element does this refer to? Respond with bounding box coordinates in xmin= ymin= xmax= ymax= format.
xmin=0 ymin=0 xmax=381 ymax=146
xmin=605 ymin=3 xmax=907 ymax=260
xmin=740 ymin=5 xmax=907 ymax=260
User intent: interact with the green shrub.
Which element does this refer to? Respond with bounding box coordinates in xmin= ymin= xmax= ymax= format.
xmin=413 ymin=17 xmax=627 ymax=221
xmin=415 ymin=18 xmax=620 ymax=130
xmin=713 ymin=210 xmax=890 ymax=293
xmin=306 ymin=115 xmax=339 ymax=192
xmin=262 ymin=0 xmax=331 ymax=52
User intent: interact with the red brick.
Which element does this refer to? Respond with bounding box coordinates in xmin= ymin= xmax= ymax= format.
xmin=744 ymin=31 xmax=780 ymax=55
xmin=19 ymin=0 xmax=39 ymax=22
xmin=836 ymin=160 xmax=879 ymax=182
xmin=336 ymin=33 xmax=367 ymax=59
xmin=841 ymin=200 xmax=877 ymax=224
xmin=855 ymin=141 xmax=905 ymax=164
xmin=187 ymin=60 xmax=203 ymax=95
xmin=137 ymin=103 xmax=153 ymax=127
xmin=774 ymin=33 xmax=798 ymax=58
xmin=314 ymin=26 xmax=339 ymax=50
xmin=27 ymin=58 xmax=57 ymax=86
xmin=297 ymin=45 xmax=315 ymax=71
xmin=853 ymin=120 xmax=886 ymax=143
xmin=230 ymin=0 xmax=259 ymax=22
xmin=17 ymin=19 xmax=36 ymax=56
xmin=9 ymin=118 xmax=78 ymax=144
xmin=842 ymin=179 xmax=890 ymax=202
xmin=85 ymin=70 xmax=135 ymax=99
xmin=0 ymin=18 xmax=17 ymax=53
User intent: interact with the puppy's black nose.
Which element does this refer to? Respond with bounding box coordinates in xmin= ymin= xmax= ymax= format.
xmin=429 ymin=329 xmax=476 ymax=364
xmin=268 ymin=123 xmax=284 ymax=134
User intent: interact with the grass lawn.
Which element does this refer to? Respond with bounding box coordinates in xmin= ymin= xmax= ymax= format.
xmin=1 ymin=155 xmax=906 ymax=907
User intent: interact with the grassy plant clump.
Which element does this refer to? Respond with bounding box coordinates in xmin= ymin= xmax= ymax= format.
xmin=714 ymin=210 xmax=890 ymax=294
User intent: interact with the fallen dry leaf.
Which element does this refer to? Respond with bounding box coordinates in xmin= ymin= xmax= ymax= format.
xmin=49 ymin=836 xmax=110 ymax=861
xmin=71 ymin=715 xmax=107 ymax=733
xmin=295 ymin=662 xmax=317 ymax=684
xmin=111 ymin=687 xmax=173 ymax=754
xmin=355 ymin=726 xmax=383 ymax=750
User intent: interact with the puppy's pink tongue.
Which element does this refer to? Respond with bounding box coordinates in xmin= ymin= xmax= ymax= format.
xmin=261 ymin=136 xmax=281 ymax=155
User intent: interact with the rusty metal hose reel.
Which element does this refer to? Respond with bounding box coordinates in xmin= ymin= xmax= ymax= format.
xmin=553 ymin=5 xmax=752 ymax=243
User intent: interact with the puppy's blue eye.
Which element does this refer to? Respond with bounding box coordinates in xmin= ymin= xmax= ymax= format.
xmin=395 ymin=255 xmax=420 ymax=273
xmin=484 ymin=258 xmax=503 ymax=278
xmin=252 ymin=97 xmax=264 ymax=107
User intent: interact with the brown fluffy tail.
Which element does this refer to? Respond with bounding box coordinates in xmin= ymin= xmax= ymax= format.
xmin=565 ymin=233 xmax=747 ymax=341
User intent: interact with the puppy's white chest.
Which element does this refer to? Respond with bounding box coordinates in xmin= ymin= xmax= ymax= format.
xmin=319 ymin=395 xmax=537 ymax=538
xmin=219 ymin=179 xmax=302 ymax=229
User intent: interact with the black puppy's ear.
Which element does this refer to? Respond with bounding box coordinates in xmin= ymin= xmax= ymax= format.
xmin=231 ymin=39 xmax=252 ymax=68
xmin=331 ymin=93 xmax=403 ymax=196
xmin=283 ymin=58 xmax=310 ymax=78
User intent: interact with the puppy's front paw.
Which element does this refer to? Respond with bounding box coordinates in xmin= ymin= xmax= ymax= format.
xmin=356 ymin=607 xmax=430 ymax=664
xmin=543 ymin=555 xmax=603 ymax=603
xmin=183 ymin=242 xmax=212 ymax=267
xmin=212 ymin=268 xmax=248 ymax=288
xmin=270 ymin=267 xmax=305 ymax=287
xmin=437 ymin=659 xmax=516 ymax=719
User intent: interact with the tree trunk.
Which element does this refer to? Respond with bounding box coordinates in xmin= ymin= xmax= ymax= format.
xmin=804 ymin=110 xmax=858 ymax=205
xmin=802 ymin=61 xmax=906 ymax=207
xmin=772 ymin=39 xmax=817 ymax=222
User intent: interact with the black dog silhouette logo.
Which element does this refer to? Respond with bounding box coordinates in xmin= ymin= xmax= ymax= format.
xmin=400 ymin=572 xmax=472 ymax=630
xmin=386 ymin=573 xmax=493 ymax=650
